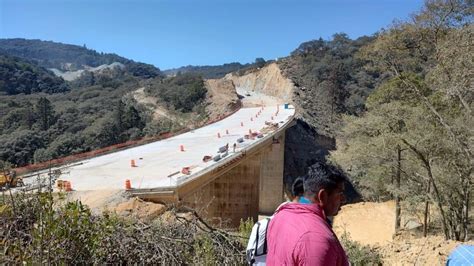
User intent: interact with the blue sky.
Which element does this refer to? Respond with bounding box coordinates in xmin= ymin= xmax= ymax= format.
xmin=1 ymin=0 xmax=424 ymax=70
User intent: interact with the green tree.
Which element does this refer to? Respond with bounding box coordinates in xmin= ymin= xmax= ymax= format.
xmin=146 ymin=73 xmax=207 ymax=112
xmin=123 ymin=106 xmax=144 ymax=130
xmin=333 ymin=0 xmax=472 ymax=239
xmin=254 ymin=57 xmax=266 ymax=68
xmin=0 ymin=130 xmax=46 ymax=166
xmin=35 ymin=97 xmax=55 ymax=131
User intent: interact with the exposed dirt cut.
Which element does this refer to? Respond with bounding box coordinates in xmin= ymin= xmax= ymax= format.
xmin=131 ymin=87 xmax=171 ymax=120
xmin=204 ymin=78 xmax=241 ymax=120
xmin=378 ymin=235 xmax=473 ymax=265
xmin=224 ymin=63 xmax=295 ymax=104
xmin=333 ymin=201 xmax=396 ymax=246
xmin=333 ymin=201 xmax=473 ymax=265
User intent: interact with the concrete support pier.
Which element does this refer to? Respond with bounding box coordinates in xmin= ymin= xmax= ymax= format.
xmin=181 ymin=132 xmax=286 ymax=227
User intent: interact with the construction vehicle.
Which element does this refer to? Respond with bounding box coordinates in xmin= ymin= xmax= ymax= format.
xmin=0 ymin=170 xmax=24 ymax=190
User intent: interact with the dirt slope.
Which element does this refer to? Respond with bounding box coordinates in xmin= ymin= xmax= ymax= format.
xmin=224 ymin=63 xmax=295 ymax=103
xmin=131 ymin=87 xmax=171 ymax=120
xmin=379 ymin=235 xmax=473 ymax=266
xmin=333 ymin=201 xmax=396 ymax=246
xmin=333 ymin=201 xmax=473 ymax=265
xmin=65 ymin=190 xmax=166 ymax=221
xmin=204 ymin=78 xmax=241 ymax=120
xmin=132 ymin=64 xmax=292 ymax=123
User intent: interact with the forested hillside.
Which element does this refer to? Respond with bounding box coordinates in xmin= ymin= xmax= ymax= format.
xmin=0 ymin=39 xmax=162 ymax=78
xmin=279 ymin=34 xmax=384 ymax=137
xmin=329 ymin=1 xmax=472 ymax=241
xmin=0 ymin=54 xmax=68 ymax=95
xmin=0 ymin=41 xmax=209 ymax=168
xmin=0 ymin=80 xmax=143 ymax=166
xmin=163 ymin=58 xmax=267 ymax=79
xmin=145 ymin=72 xmax=207 ymax=113
xmin=280 ymin=33 xmax=385 ymax=187
xmin=279 ymin=0 xmax=472 ymax=242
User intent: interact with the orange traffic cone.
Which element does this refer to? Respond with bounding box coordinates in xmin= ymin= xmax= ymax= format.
xmin=125 ymin=179 xmax=131 ymax=190
xmin=131 ymin=159 xmax=136 ymax=167
xmin=180 ymin=145 xmax=185 ymax=152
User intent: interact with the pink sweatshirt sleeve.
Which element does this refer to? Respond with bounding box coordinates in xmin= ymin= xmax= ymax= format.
xmin=292 ymin=232 xmax=343 ymax=266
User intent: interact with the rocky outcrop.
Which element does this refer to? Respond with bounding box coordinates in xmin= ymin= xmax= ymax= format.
xmin=49 ymin=62 xmax=125 ymax=81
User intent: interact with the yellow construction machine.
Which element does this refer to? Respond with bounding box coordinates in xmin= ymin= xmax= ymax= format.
xmin=0 ymin=170 xmax=24 ymax=190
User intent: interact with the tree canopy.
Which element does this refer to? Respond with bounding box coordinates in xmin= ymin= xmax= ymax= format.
xmin=330 ymin=0 xmax=472 ymax=241
xmin=0 ymin=54 xmax=68 ymax=95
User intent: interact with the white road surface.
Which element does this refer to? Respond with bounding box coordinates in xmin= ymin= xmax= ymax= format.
xmin=27 ymin=105 xmax=295 ymax=191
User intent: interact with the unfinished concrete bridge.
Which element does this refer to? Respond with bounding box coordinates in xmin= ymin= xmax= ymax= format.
xmin=21 ymin=63 xmax=298 ymax=226
xmin=26 ymin=103 xmax=295 ymax=226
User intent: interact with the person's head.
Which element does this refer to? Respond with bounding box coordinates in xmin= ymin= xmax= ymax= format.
xmin=291 ymin=177 xmax=305 ymax=202
xmin=303 ymin=163 xmax=346 ymax=216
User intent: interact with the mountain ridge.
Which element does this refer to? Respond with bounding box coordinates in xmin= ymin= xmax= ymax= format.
xmin=0 ymin=38 xmax=162 ymax=79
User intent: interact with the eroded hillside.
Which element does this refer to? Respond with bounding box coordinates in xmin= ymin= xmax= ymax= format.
xmin=204 ymin=78 xmax=241 ymax=120
xmin=224 ymin=63 xmax=294 ymax=104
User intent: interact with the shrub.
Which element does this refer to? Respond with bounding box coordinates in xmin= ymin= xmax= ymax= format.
xmin=146 ymin=73 xmax=207 ymax=113
xmin=0 ymin=191 xmax=245 ymax=264
xmin=340 ymin=231 xmax=383 ymax=265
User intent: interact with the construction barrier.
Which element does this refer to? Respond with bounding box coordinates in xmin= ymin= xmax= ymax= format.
xmin=181 ymin=167 xmax=191 ymax=175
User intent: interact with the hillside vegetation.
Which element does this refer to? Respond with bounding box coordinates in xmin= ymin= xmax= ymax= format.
xmin=0 ymin=192 xmax=245 ymax=264
xmin=0 ymin=41 xmax=210 ymax=168
xmin=0 ymin=39 xmax=162 ymax=78
xmin=0 ymin=54 xmax=68 ymax=95
xmin=145 ymin=72 xmax=207 ymax=113
xmin=329 ymin=0 xmax=472 ymax=241
xmin=279 ymin=34 xmax=383 ymax=137
xmin=0 ymin=0 xmax=471 ymax=264
xmin=163 ymin=58 xmax=266 ymax=79
xmin=276 ymin=0 xmax=472 ymax=243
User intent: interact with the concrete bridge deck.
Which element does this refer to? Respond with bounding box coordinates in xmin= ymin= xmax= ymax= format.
xmin=26 ymin=104 xmax=295 ymax=195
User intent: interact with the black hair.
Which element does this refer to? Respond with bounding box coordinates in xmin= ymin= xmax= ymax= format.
xmin=303 ymin=162 xmax=346 ymax=198
xmin=291 ymin=177 xmax=305 ymax=198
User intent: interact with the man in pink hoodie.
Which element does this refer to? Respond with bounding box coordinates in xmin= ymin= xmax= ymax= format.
xmin=266 ymin=163 xmax=349 ymax=266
